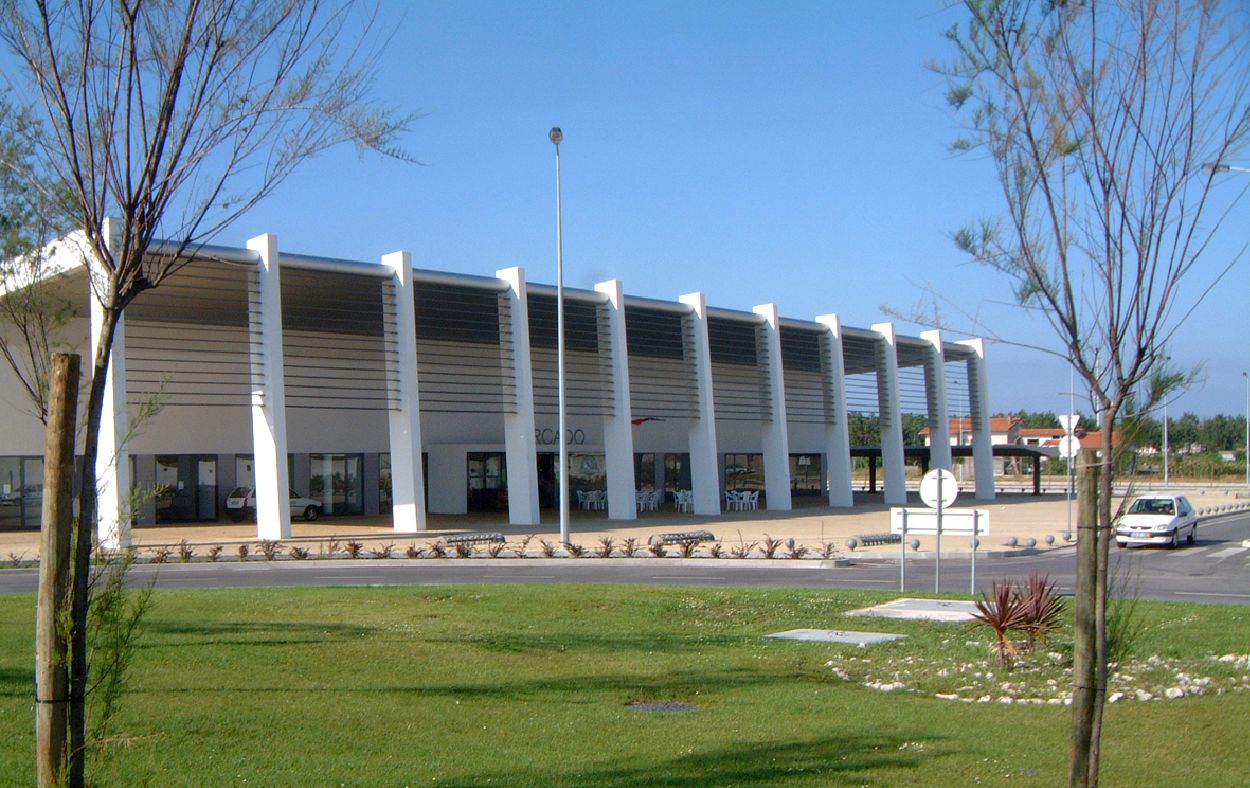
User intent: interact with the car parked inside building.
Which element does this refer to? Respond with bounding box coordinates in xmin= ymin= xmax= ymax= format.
xmin=225 ymin=488 xmax=323 ymax=523
xmin=1115 ymin=494 xmax=1197 ymax=548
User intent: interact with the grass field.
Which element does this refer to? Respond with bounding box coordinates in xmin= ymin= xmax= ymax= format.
xmin=1 ymin=584 xmax=1247 ymax=786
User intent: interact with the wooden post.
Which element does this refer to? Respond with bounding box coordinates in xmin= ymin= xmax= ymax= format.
xmin=1070 ymin=449 xmax=1100 ymax=787
xmin=37 ymin=354 xmax=80 ymax=787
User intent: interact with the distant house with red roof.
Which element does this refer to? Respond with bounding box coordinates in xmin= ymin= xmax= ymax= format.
xmin=918 ymin=416 xmax=1021 ymax=447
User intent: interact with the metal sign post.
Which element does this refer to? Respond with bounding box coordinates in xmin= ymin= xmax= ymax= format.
xmin=899 ymin=509 xmax=907 ymax=592
xmin=919 ymin=469 xmax=959 ymax=595
xmin=971 ymin=509 xmax=979 ymax=594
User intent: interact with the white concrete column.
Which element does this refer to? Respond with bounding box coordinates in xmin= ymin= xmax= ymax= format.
xmin=497 ymin=267 xmax=541 ymax=525
xmin=871 ymin=322 xmax=907 ymax=506
xmin=921 ymin=329 xmax=953 ymax=472
xmin=816 ymin=314 xmax=854 ymax=507
xmin=959 ymin=338 xmax=996 ymax=500
xmin=679 ymin=292 xmax=721 ymax=515
xmin=247 ymin=233 xmax=292 ymax=540
xmin=753 ymin=303 xmax=792 ymax=511
xmin=382 ymin=251 xmax=426 ymax=532
xmin=91 ymin=217 xmax=131 ymax=548
xmin=595 ymin=280 xmax=636 ymax=520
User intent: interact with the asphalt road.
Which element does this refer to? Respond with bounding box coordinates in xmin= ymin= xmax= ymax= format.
xmin=2 ymin=514 xmax=1246 ymax=603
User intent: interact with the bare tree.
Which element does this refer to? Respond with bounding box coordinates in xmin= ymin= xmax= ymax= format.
xmin=0 ymin=2 xmax=414 ymax=785
xmin=932 ymin=2 xmax=1249 ymax=786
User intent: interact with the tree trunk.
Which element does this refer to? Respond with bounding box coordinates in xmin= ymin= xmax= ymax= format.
xmin=69 ymin=306 xmax=119 ymax=788
xmin=1069 ymin=449 xmax=1100 ymax=788
xmin=1088 ymin=420 xmax=1116 ymax=783
xmin=36 ymin=354 xmax=80 ymax=788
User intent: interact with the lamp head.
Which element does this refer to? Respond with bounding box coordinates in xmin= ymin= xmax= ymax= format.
xmin=549 ymin=127 xmax=563 ymax=145
xmin=1203 ymin=161 xmax=1230 ymax=175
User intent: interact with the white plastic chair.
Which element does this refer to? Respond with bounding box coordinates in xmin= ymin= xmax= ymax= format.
xmin=745 ymin=490 xmax=759 ymax=511
xmin=648 ymin=490 xmax=662 ymax=511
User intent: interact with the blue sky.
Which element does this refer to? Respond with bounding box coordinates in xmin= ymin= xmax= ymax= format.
xmin=224 ymin=1 xmax=1249 ymax=419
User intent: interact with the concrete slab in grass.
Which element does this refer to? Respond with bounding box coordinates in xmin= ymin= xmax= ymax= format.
xmin=767 ymin=629 xmax=907 ymax=645
xmin=844 ymin=598 xmax=979 ymax=622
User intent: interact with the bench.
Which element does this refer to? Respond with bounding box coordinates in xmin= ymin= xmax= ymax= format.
xmin=856 ymin=533 xmax=902 ymax=547
xmin=446 ymin=532 xmax=505 ymax=545
xmin=648 ymin=530 xmax=716 ymax=547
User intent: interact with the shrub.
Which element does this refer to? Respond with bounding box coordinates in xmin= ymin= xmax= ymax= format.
xmin=708 ymin=542 xmax=724 ymax=559
xmin=565 ymin=542 xmax=587 ymax=558
xmin=971 ymin=577 xmax=1025 ymax=667
xmin=486 ymin=541 xmax=506 ymax=558
xmin=236 ymin=544 xmax=249 ymax=561
xmin=325 ymin=539 xmax=341 ymax=557
xmin=288 ymin=545 xmax=311 ymax=560
xmin=453 ymin=541 xmax=475 ymax=559
xmin=512 ymin=535 xmax=533 ymax=558
xmin=207 ymin=545 xmax=223 ymax=562
xmin=177 ymin=540 xmax=195 ymax=562
xmin=345 ymin=541 xmax=364 ymax=559
xmin=1016 ymin=572 xmax=1064 ymax=647
xmin=150 ymin=545 xmax=173 ymax=564
xmin=370 ymin=543 xmax=395 ymax=559
xmin=539 ymin=540 xmax=558 ymax=558
xmin=6 ymin=552 xmax=25 ymax=568
xmin=405 ymin=542 xmax=424 ymax=559
xmin=676 ymin=538 xmax=700 ymax=558
xmin=596 ymin=537 xmax=615 ymax=558
xmin=784 ymin=539 xmax=809 ymax=560
xmin=730 ymin=542 xmax=756 ymax=559
xmin=621 ymin=537 xmax=640 ymax=558
xmin=820 ymin=542 xmax=838 ymax=560
xmin=258 ymin=540 xmax=281 ymax=560
xmin=760 ymin=535 xmax=783 ymax=559
xmin=648 ymin=541 xmax=667 ymax=558
xmin=427 ymin=541 xmax=449 ymax=559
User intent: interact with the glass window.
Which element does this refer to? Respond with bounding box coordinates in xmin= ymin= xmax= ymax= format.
xmin=634 ymin=453 xmax=655 ymax=491
xmin=467 ymin=452 xmax=507 ymax=510
xmin=0 ymin=456 xmax=23 ymax=530
xmin=790 ymin=454 xmax=822 ymax=496
xmin=664 ymin=453 xmax=692 ymax=500
xmin=723 ymin=454 xmax=764 ymax=492
xmin=309 ymin=453 xmax=364 ymax=516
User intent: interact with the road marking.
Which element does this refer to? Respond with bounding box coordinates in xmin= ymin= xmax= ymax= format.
xmin=652 ymin=575 xmax=727 ymax=580
xmin=1175 ymin=591 xmax=1250 ymax=599
xmin=1206 ymin=546 xmax=1248 ymax=560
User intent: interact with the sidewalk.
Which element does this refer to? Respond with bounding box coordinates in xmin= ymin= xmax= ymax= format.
xmin=3 ymin=485 xmax=1244 ymax=562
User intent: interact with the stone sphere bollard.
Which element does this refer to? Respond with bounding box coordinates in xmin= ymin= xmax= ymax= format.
xmin=971 ymin=537 xmax=980 ymax=549
xmin=846 ymin=537 xmax=858 ymax=552
xmin=1026 ymin=538 xmax=1037 ymax=548
xmin=910 ymin=539 xmax=921 ymax=552
xmin=1064 ymin=531 xmax=1074 ymax=542
xmin=1045 ymin=534 xmax=1055 ymax=545
xmin=1007 ymin=536 xmax=1018 ymax=547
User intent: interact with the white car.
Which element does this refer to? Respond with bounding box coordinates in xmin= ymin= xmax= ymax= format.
xmin=1115 ymin=494 xmax=1197 ymax=548
xmin=225 ymin=487 xmax=322 ymax=523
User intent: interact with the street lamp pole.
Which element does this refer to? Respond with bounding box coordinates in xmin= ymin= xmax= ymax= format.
xmin=550 ymin=127 xmax=570 ymax=545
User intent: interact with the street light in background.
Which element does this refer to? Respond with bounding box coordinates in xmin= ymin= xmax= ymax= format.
xmin=550 ymin=127 xmax=570 ymax=545
xmin=1205 ymin=161 xmax=1249 ymax=491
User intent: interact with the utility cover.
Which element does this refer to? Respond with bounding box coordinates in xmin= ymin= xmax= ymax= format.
xmin=844 ymin=598 xmax=979 ymax=622
xmin=767 ymin=629 xmax=907 ymax=644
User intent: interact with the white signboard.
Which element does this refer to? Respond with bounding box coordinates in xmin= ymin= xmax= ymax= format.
xmin=891 ymin=507 xmax=990 ymax=535
xmin=1058 ymin=435 xmax=1081 ymax=459
xmin=1059 ymin=414 xmax=1080 ymax=435
xmin=919 ymin=468 xmax=959 ymax=509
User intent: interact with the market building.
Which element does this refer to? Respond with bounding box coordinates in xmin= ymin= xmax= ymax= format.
xmin=0 ymin=226 xmax=996 ymax=546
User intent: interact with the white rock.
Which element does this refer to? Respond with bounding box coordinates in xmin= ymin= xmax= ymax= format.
xmin=1165 ymin=687 xmax=1184 ymax=700
xmin=1136 ymin=690 xmax=1154 ymax=702
xmin=977 ymin=695 xmax=992 ymax=703
xmin=999 ymin=697 xmax=1014 ymax=704
xmin=936 ymin=693 xmax=959 ymax=701
xmin=1109 ymin=693 xmax=1124 ymax=703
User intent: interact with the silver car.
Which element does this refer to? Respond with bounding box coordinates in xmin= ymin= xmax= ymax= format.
xmin=225 ymin=487 xmax=323 ymax=523
xmin=1115 ymin=494 xmax=1197 ymax=548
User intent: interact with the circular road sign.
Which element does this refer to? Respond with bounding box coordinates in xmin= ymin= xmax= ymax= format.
xmin=1058 ymin=435 xmax=1081 ymax=459
xmin=920 ymin=468 xmax=959 ymax=509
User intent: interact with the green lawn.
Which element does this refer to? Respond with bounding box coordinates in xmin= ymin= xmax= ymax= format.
xmin=1 ymin=584 xmax=1247 ymax=786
